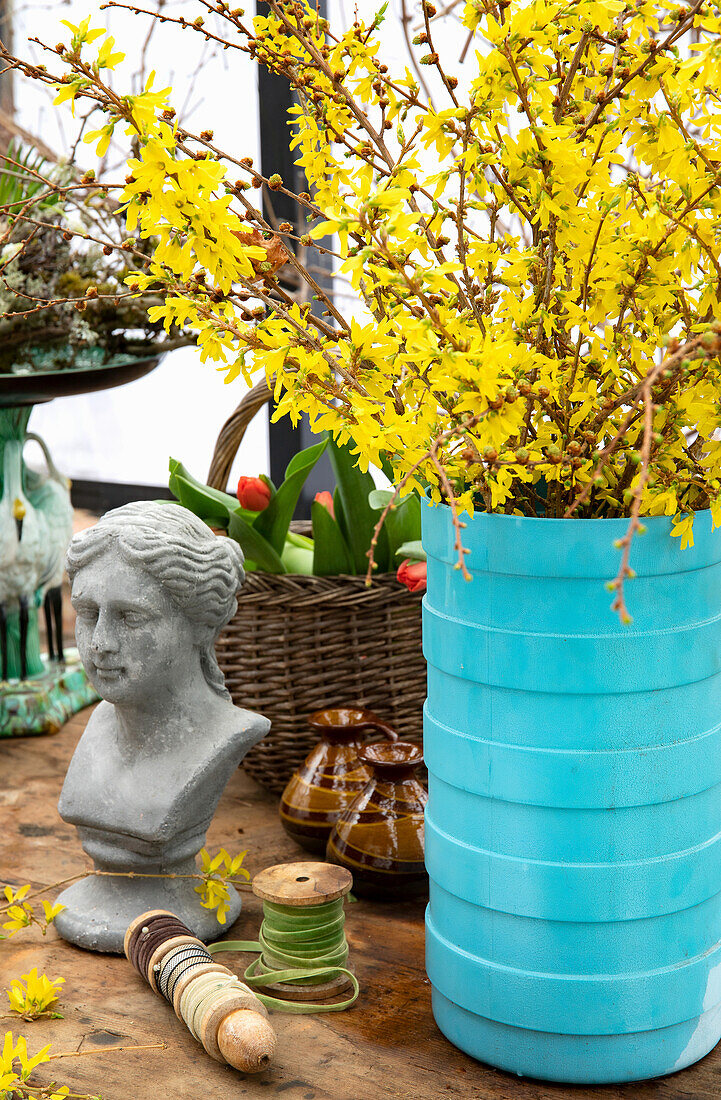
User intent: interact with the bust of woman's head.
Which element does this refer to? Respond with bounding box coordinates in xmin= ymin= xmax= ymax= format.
xmin=56 ymin=502 xmax=268 ymax=951
xmin=66 ymin=501 xmax=244 ymax=706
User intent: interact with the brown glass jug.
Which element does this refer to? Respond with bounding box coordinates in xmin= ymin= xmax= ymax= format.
xmin=326 ymin=741 xmax=428 ymax=901
xmin=279 ymin=708 xmax=398 ymax=855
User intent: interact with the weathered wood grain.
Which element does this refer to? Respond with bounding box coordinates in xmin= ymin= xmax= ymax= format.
xmin=253 ymin=860 xmax=352 ymax=906
xmin=2 ymin=709 xmax=721 ymax=1100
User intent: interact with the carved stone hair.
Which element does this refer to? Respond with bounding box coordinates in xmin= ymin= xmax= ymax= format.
xmin=66 ymin=501 xmax=245 ymax=698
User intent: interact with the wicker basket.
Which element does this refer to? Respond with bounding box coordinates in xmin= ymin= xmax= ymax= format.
xmin=207 ymin=382 xmax=426 ymax=794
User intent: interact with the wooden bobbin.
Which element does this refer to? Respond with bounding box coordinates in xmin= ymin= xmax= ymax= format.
xmin=122 ymin=910 xmax=277 ymax=1074
xmin=200 ymin=985 xmax=270 ymax=1062
xmin=172 ymin=963 xmax=230 ymax=1018
xmin=147 ymin=934 xmax=206 ymax=994
xmin=251 ymin=971 xmax=356 ymax=1003
xmin=123 ymin=909 xmax=176 ymax=960
xmin=251 ymin=862 xmax=355 ymax=1002
xmin=252 ymin=861 xmax=353 ymax=907
xmin=216 ymin=1009 xmax=277 ymax=1074
xmin=158 ymin=945 xmax=216 ymax=1002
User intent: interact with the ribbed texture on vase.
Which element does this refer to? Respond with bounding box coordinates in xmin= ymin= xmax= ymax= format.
xmin=422 ymin=501 xmax=721 ymax=1084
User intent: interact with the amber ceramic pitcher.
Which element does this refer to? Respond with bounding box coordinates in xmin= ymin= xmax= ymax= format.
xmin=326 ymin=741 xmax=428 ymax=900
xmin=279 ymin=708 xmax=398 ymax=854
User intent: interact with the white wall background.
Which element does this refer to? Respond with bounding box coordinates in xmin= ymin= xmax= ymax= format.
xmin=12 ymin=0 xmax=466 ymax=488
xmin=14 ymin=0 xmax=268 ymax=489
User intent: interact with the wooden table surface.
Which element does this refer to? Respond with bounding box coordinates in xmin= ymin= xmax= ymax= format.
xmin=3 ymin=707 xmax=721 ymax=1100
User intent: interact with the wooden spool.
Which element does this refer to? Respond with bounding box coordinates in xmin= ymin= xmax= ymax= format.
xmin=252 ymin=861 xmax=353 ymax=906
xmin=251 ymin=862 xmax=355 ymax=1002
xmin=200 ymin=984 xmax=270 ymax=1062
xmin=216 ymin=1009 xmax=277 ymax=1074
xmin=123 ymin=907 xmax=277 ymax=1074
xmin=147 ymin=934 xmax=206 ymax=994
xmin=123 ymin=909 xmax=176 ymax=960
xmin=172 ymin=964 xmax=231 ymax=1018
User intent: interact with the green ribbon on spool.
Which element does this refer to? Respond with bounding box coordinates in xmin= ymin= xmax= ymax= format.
xmin=208 ymin=897 xmax=359 ymax=1014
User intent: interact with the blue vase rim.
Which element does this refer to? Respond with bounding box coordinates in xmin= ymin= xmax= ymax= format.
xmin=422 ymin=493 xmax=713 ymax=531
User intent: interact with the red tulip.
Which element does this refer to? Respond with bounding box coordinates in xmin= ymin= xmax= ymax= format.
xmin=314 ymin=490 xmax=335 ymax=519
xmin=237 ymin=475 xmax=272 ymax=512
xmin=397 ymin=558 xmax=427 ymax=593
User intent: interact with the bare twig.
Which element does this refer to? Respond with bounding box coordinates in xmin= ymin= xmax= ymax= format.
xmin=48 ymin=1042 xmax=166 ymax=1059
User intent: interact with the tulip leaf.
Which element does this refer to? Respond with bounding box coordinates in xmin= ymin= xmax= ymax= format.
xmin=227 ymin=509 xmax=286 ymax=573
xmin=369 ymin=488 xmax=422 ymax=562
xmin=170 ymin=475 xmax=234 ymax=529
xmin=368 ymin=488 xmax=394 ymax=510
xmin=311 ymin=500 xmax=354 ymax=576
xmin=328 ymin=437 xmax=390 ymax=573
xmin=281 ymin=542 xmax=315 ymax=574
xmin=333 ymin=486 xmax=350 ymax=546
xmin=385 ymin=494 xmax=422 ymax=561
xmin=395 ymin=539 xmax=426 ymax=562
xmin=285 ymin=439 xmax=328 ymax=478
xmin=169 ymin=457 xmax=243 ymax=515
xmin=253 ymin=437 xmax=328 ymax=554
xmin=285 ymin=529 xmax=315 ymax=550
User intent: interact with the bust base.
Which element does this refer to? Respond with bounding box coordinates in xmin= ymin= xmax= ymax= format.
xmin=54 ymin=871 xmax=241 ymax=953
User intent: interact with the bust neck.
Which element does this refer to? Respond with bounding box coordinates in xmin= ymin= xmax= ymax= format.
xmin=111 ymin=675 xmax=226 ymax=761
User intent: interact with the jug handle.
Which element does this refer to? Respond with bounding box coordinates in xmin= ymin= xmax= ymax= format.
xmin=359 ymin=716 xmax=398 ymax=742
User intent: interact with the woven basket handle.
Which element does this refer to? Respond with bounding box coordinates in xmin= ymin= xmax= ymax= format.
xmin=206 ymin=379 xmax=272 ymax=491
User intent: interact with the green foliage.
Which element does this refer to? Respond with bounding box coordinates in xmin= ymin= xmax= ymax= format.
xmin=170 ymin=443 xmax=330 ymax=574
xmin=311 ymin=499 xmax=354 ymax=575
xmin=254 ymin=438 xmax=328 ymax=554
xmin=328 ymin=437 xmax=390 ymax=573
xmin=170 ymin=439 xmax=421 ymax=577
xmin=171 ymin=476 xmax=228 ymax=528
xmin=168 ymin=458 xmax=249 ymax=523
xmin=369 ymin=491 xmax=423 ymax=564
xmin=227 ymin=509 xmax=286 ymax=573
xmin=0 ymin=140 xmax=59 ymax=219
xmin=281 ymin=540 xmax=314 ymax=573
xmin=395 ymin=540 xmax=426 ymax=562
xmin=333 ymin=486 xmax=350 ymax=546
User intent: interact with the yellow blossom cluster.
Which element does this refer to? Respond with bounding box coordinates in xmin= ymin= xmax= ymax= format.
xmin=7 ymin=970 xmax=64 ymax=1022
xmin=0 ymin=1032 xmax=64 ymax=1100
xmin=2 ymin=886 xmax=65 ymax=938
xmin=195 ymin=847 xmax=250 ymax=925
xmin=50 ymin=0 xmax=721 ymax=529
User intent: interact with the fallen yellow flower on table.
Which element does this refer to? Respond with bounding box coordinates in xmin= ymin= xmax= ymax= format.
xmin=7 ymin=969 xmax=65 ymax=1021
xmin=0 ymin=1031 xmax=52 ymax=1093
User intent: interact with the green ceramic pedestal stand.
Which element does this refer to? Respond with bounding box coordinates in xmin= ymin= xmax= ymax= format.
xmin=0 ymin=350 xmax=162 ymax=737
xmin=0 ymin=648 xmax=98 ymax=737
xmin=0 ymin=407 xmax=98 ymax=736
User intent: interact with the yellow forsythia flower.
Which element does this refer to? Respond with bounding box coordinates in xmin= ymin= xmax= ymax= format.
xmin=195 ymin=848 xmax=249 ymax=924
xmin=2 ymin=885 xmax=34 ymax=936
xmin=671 ymin=513 xmax=695 ymax=551
xmin=7 ymin=969 xmax=65 ymax=1020
xmin=0 ymin=1030 xmax=52 ymax=1087
xmin=41 ymin=900 xmax=67 ymax=926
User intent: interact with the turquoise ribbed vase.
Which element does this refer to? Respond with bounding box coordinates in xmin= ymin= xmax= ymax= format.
xmin=422 ymin=500 xmax=721 ymax=1084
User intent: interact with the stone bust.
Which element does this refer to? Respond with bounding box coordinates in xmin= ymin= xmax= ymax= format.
xmin=54 ymin=501 xmax=270 ymax=952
